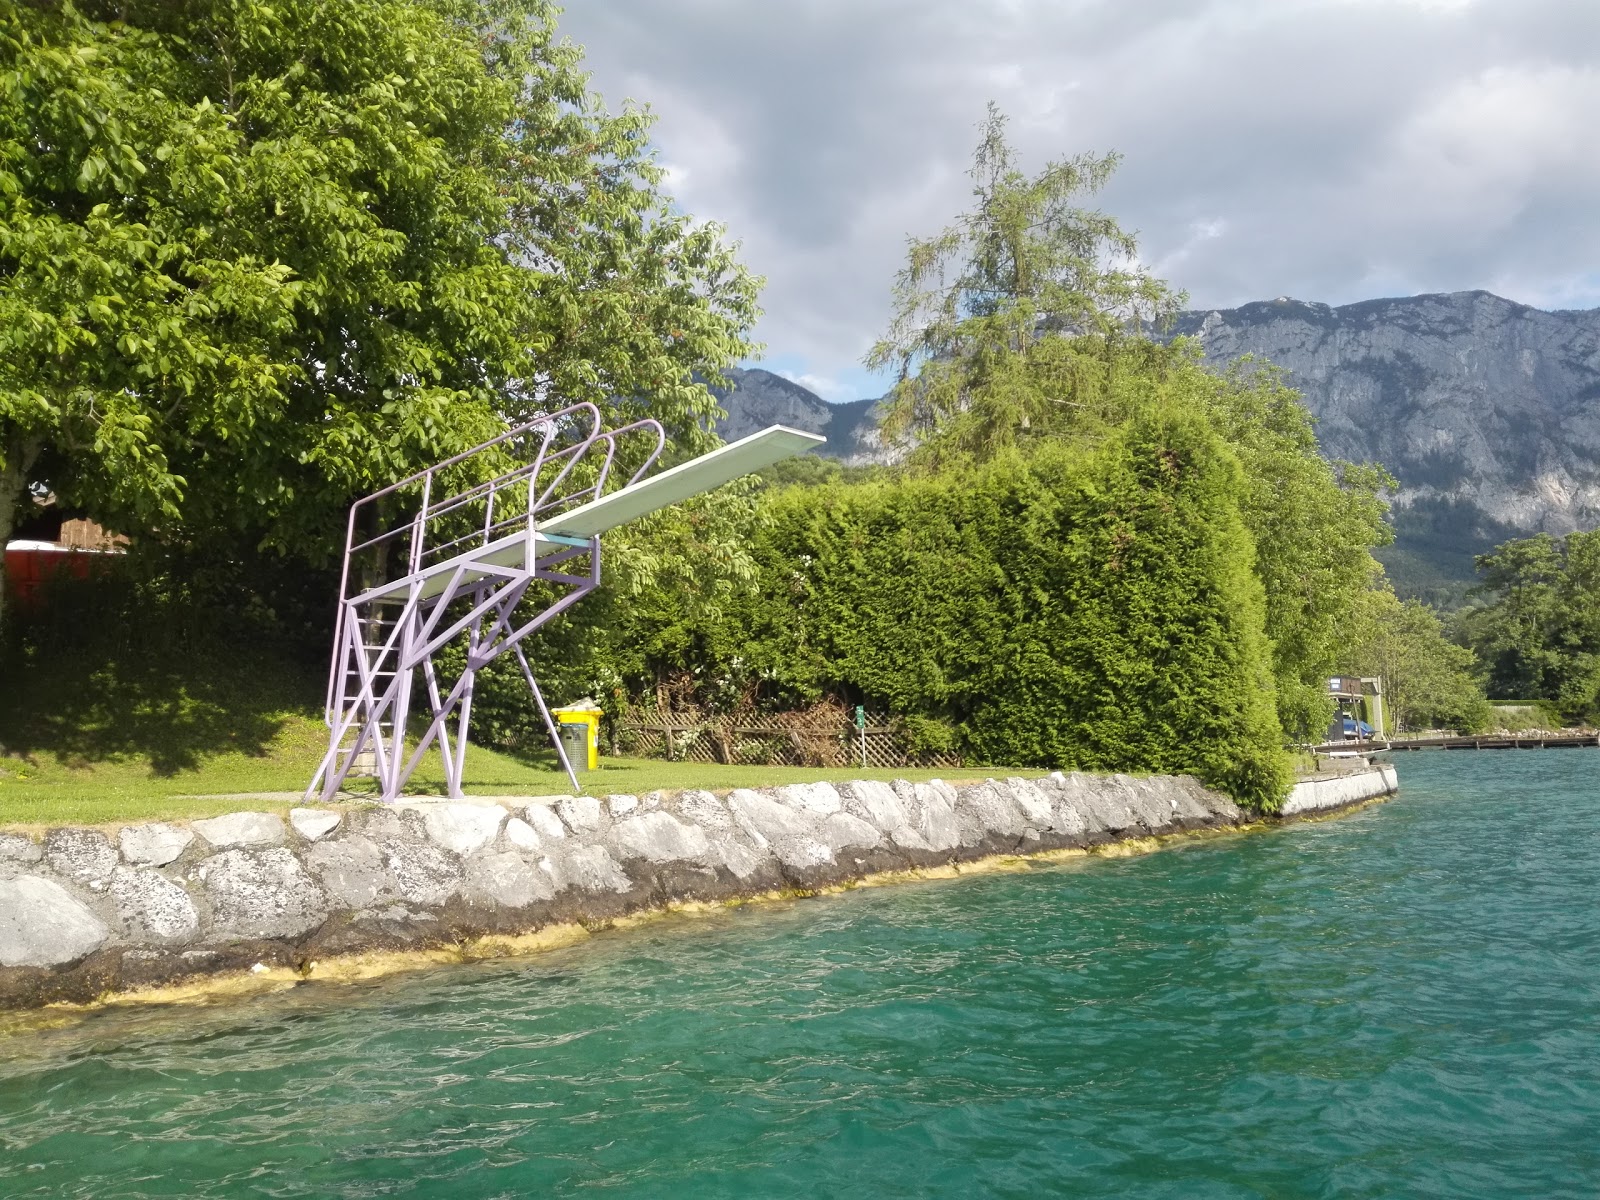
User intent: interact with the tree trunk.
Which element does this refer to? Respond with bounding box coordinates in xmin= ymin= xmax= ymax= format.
xmin=0 ymin=431 xmax=44 ymax=644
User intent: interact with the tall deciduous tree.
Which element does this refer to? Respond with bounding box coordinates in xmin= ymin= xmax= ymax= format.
xmin=866 ymin=103 xmax=1180 ymax=461
xmin=0 ymin=0 xmax=760 ymax=635
xmin=1461 ymin=531 xmax=1600 ymax=721
xmin=1341 ymin=587 xmax=1489 ymax=733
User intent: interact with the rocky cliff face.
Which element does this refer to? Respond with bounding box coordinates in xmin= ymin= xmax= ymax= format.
xmin=1171 ymin=291 xmax=1600 ymax=598
xmin=710 ymin=367 xmax=893 ymax=465
xmin=718 ymin=292 xmax=1600 ymax=601
xmin=1171 ymin=291 xmax=1600 ymax=532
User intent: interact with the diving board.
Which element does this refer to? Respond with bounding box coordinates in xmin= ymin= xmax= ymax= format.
xmin=307 ymin=407 xmax=824 ymax=803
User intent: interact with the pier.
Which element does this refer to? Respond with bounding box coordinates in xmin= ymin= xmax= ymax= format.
xmin=1315 ymin=732 xmax=1600 ymax=754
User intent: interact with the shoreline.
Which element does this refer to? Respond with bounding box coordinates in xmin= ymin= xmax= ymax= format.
xmin=0 ymin=769 xmax=1398 ymax=1020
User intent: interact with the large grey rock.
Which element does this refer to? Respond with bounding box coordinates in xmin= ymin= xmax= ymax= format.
xmin=608 ymin=812 xmax=712 ymax=864
xmin=519 ymin=804 xmax=567 ymax=842
xmin=119 ymin=823 xmax=193 ymax=867
xmin=674 ymin=790 xmax=733 ymax=832
xmin=192 ymin=811 xmax=285 ymax=849
xmin=304 ymin=836 xmax=393 ymax=910
xmin=289 ymin=808 xmax=342 ymax=842
xmin=413 ymin=803 xmax=506 ymax=857
xmin=0 ymin=833 xmax=43 ymax=865
xmin=503 ymin=817 xmax=543 ymax=853
xmin=557 ymin=795 xmax=605 ymax=835
xmin=958 ymin=781 xmax=1028 ymax=842
xmin=606 ymin=794 xmax=639 ymax=818
xmin=0 ymin=876 xmax=109 ymax=966
xmin=197 ymin=848 xmax=327 ymax=940
xmin=775 ymin=782 xmax=843 ymax=816
xmin=1003 ymin=779 xmax=1057 ymax=829
xmin=895 ymin=781 xmax=962 ymax=852
xmin=461 ymin=851 xmax=554 ymax=908
xmin=839 ymin=780 xmax=904 ymax=831
xmin=726 ymin=790 xmax=834 ymax=870
xmin=1170 ymin=778 xmax=1223 ymax=822
xmin=820 ymin=812 xmax=882 ymax=852
xmin=562 ymin=844 xmax=631 ymax=893
xmin=380 ymin=840 xmax=462 ymax=907
xmin=111 ymin=866 xmax=199 ymax=944
xmin=43 ymin=828 xmax=119 ymax=888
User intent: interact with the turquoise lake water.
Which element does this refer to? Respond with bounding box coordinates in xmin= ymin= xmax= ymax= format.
xmin=1 ymin=752 xmax=1597 ymax=1197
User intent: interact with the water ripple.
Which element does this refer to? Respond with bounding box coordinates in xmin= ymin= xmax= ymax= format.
xmin=2 ymin=754 xmax=1598 ymax=1197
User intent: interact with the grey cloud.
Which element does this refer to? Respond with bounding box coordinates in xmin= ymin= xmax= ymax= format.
xmin=559 ymin=0 xmax=1600 ymax=396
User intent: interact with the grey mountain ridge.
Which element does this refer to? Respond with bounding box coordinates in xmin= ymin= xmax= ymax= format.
xmin=715 ymin=290 xmax=1600 ymax=601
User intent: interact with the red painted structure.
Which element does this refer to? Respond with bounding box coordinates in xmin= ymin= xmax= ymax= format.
xmin=3 ymin=540 xmax=121 ymax=613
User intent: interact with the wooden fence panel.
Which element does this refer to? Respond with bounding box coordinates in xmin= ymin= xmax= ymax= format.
xmin=613 ymin=708 xmax=962 ymax=770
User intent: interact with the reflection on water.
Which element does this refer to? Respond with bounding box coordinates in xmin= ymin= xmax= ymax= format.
xmin=2 ymin=753 xmax=1598 ymax=1198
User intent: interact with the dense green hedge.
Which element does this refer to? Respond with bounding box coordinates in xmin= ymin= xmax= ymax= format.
xmin=603 ymin=402 xmax=1291 ymax=810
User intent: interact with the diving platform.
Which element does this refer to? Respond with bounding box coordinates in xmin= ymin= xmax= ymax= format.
xmin=307 ymin=405 xmax=823 ymax=803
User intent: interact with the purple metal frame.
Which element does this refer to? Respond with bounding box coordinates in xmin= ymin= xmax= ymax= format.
xmin=306 ymin=403 xmax=665 ymax=802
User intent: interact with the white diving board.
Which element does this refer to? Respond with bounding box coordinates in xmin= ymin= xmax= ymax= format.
xmin=542 ymin=424 xmax=824 ymax=539
xmin=353 ymin=425 xmax=825 ymax=606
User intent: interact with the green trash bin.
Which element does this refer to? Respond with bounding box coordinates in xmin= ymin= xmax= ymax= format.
xmin=558 ymin=721 xmax=591 ymax=773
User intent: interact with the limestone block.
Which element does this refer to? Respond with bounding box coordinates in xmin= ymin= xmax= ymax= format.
xmin=197 ymin=848 xmax=328 ymax=940
xmin=562 ymin=844 xmax=631 ymax=894
xmin=712 ymin=839 xmax=770 ymax=879
xmin=958 ymin=781 xmax=1028 ymax=841
xmin=289 ymin=808 xmax=342 ymax=842
xmin=305 ymin=836 xmax=393 ymax=910
xmin=0 ymin=876 xmax=109 ymax=967
xmin=726 ymin=789 xmax=804 ymax=845
xmin=415 ymin=803 xmax=506 ymax=857
xmin=837 ymin=781 xmax=906 ymax=831
xmin=674 ymin=790 xmax=733 ymax=832
xmin=775 ymin=782 xmax=843 ymax=816
xmin=606 ymin=794 xmax=639 ymax=818
xmin=608 ymin=811 xmax=712 ymax=864
xmin=192 ymin=812 xmax=286 ymax=849
xmin=111 ymin=866 xmax=199 ymax=944
xmin=1003 ymin=778 xmax=1056 ymax=828
xmin=461 ymin=851 xmax=554 ymax=908
xmin=895 ymin=781 xmax=961 ymax=852
xmin=557 ymin=795 xmax=605 ymax=835
xmin=1169 ymin=778 xmax=1221 ymax=822
xmin=119 ymin=823 xmax=194 ymax=867
xmin=380 ymin=840 xmax=462 ymax=907
xmin=820 ymin=812 xmax=881 ymax=852
xmin=725 ymin=790 xmax=833 ymax=869
xmin=44 ymin=828 xmax=119 ymax=887
xmin=0 ymin=832 xmax=43 ymax=865
xmin=504 ymin=817 xmax=542 ymax=852
xmin=520 ymin=804 xmax=567 ymax=842
xmin=1115 ymin=776 xmax=1175 ymax=832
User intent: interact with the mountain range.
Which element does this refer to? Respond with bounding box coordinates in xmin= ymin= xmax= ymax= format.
xmin=714 ymin=290 xmax=1600 ymax=604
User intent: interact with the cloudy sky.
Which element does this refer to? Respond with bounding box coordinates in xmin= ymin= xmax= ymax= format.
xmin=559 ymin=0 xmax=1600 ymax=403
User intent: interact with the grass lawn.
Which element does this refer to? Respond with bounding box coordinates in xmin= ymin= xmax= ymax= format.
xmin=0 ymin=726 xmax=1030 ymax=830
xmin=0 ymin=717 xmax=1030 ymax=829
xmin=0 ymin=613 xmax=1035 ymax=830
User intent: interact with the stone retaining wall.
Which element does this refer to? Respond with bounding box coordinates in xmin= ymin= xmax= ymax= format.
xmin=1281 ymin=764 xmax=1399 ymax=816
xmin=0 ymin=773 xmax=1255 ymax=1010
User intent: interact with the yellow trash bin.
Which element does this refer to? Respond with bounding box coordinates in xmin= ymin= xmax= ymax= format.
xmin=551 ymin=700 xmax=603 ymax=772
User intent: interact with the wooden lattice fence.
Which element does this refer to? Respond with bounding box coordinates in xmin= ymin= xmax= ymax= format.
xmin=613 ymin=705 xmax=963 ymax=770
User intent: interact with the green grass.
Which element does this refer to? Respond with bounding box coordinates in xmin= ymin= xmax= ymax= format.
xmin=0 ymin=723 xmax=1030 ymax=830
xmin=0 ymin=651 xmax=1030 ymax=828
xmin=0 ymin=584 xmax=1037 ymax=830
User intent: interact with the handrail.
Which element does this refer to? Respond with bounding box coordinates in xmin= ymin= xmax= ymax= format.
xmin=322 ymin=404 xmax=665 ymax=722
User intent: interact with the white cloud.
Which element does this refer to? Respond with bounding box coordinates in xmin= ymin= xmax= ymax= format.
xmin=560 ymin=0 xmax=1600 ymax=388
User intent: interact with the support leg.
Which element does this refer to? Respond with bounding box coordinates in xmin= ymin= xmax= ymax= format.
xmin=515 ymin=644 xmax=581 ymax=794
